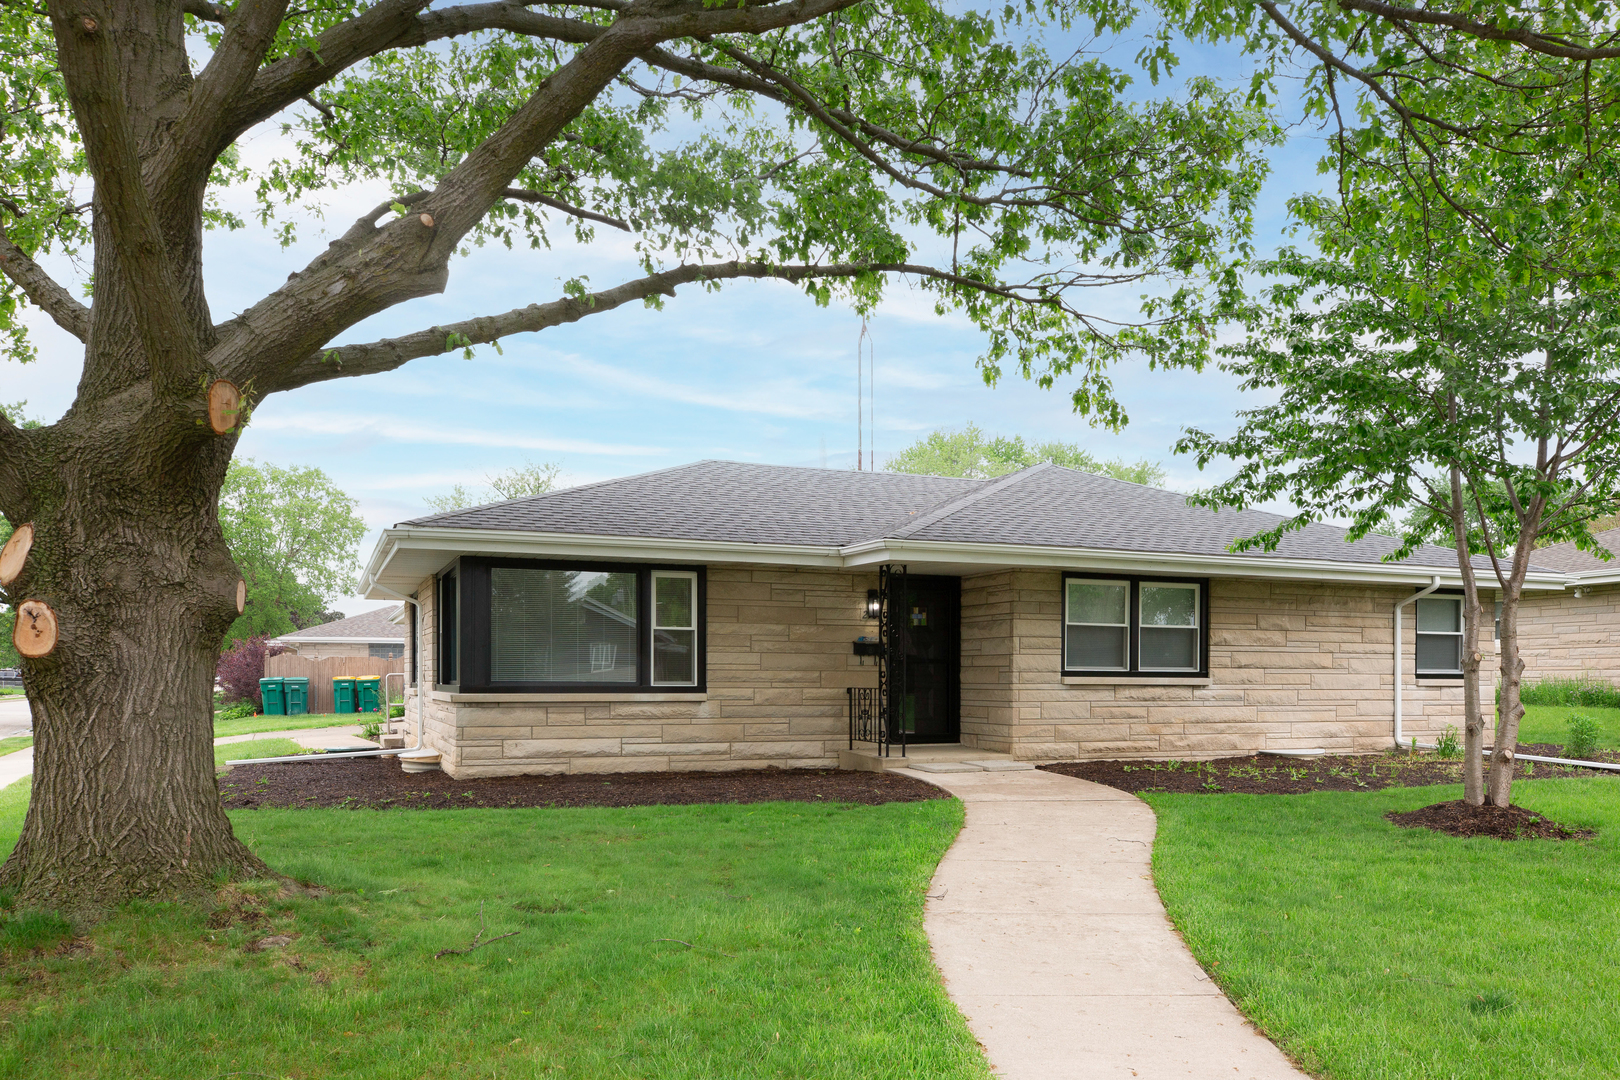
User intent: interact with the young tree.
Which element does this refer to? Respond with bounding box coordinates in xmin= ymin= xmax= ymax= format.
xmin=1178 ymin=176 xmax=1620 ymax=808
xmin=220 ymin=460 xmax=368 ymax=646
xmin=425 ymin=460 xmax=562 ymax=513
xmin=0 ymin=0 xmax=1275 ymax=913
xmin=886 ymin=424 xmax=1167 ymax=484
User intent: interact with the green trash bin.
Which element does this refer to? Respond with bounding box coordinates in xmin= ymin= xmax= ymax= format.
xmin=332 ymin=677 xmax=357 ymax=714
xmin=284 ymin=677 xmax=310 ymax=717
xmin=355 ymin=676 xmax=382 ymax=713
xmin=259 ymin=677 xmax=286 ymax=716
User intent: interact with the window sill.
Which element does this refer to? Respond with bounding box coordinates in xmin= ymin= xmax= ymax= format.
xmin=1062 ymin=676 xmax=1211 ymax=686
xmin=430 ymin=691 xmax=707 ymax=704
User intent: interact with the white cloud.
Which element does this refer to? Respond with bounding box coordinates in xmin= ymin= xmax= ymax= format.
xmin=249 ymin=412 xmax=665 ymax=456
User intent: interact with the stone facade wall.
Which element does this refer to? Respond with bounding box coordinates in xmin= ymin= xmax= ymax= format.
xmin=399 ymin=563 xmax=1488 ymax=775
xmin=1514 ymin=583 xmax=1620 ymax=686
xmin=406 ymin=565 xmax=880 ymax=778
xmin=960 ymin=570 xmax=1482 ymax=759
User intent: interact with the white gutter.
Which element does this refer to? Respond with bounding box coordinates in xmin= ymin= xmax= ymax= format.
xmin=1393 ymin=577 xmax=1443 ymax=749
xmin=361 ymin=527 xmax=1574 ymax=596
xmin=367 ymin=581 xmax=429 ymax=760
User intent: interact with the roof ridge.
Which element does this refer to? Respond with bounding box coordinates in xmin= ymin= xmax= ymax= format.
xmin=886 ymin=463 xmax=1050 ymax=540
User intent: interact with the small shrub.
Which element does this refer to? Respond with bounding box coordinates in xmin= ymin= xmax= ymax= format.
xmin=360 ymin=720 xmax=382 ymax=741
xmin=216 ymin=700 xmax=256 ymax=723
xmin=1565 ymin=714 xmax=1601 ymax=760
xmin=1515 ymin=675 xmax=1620 ymax=709
xmin=388 ymin=704 xmax=405 ymax=719
xmin=216 ymin=636 xmax=286 ymax=710
xmin=1435 ymin=725 xmax=1462 ymax=759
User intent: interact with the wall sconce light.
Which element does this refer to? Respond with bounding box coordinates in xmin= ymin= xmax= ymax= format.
xmin=865 ymin=589 xmax=881 ymax=619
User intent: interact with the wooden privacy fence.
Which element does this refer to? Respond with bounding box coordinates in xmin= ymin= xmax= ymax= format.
xmin=263 ymin=654 xmax=405 ymax=715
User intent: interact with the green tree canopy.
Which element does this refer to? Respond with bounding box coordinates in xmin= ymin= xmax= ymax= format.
xmin=426 ymin=461 xmax=563 ymax=513
xmin=886 ymin=423 xmax=1166 ymax=485
xmin=220 ymin=460 xmax=368 ymax=647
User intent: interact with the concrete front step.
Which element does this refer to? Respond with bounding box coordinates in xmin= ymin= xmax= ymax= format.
xmin=838 ymin=743 xmax=1034 ymax=773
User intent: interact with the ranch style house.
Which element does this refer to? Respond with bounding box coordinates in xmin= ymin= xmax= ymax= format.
xmin=358 ymin=461 xmax=1569 ymax=778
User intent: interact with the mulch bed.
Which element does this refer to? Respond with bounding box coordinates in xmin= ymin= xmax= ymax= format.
xmin=218 ymin=757 xmax=948 ymax=810
xmin=1384 ymin=800 xmax=1595 ymax=841
xmin=1040 ymin=747 xmax=1619 ymax=797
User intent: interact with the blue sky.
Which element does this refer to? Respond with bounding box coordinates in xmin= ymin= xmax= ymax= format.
xmin=3 ymin=20 xmax=1328 ymax=615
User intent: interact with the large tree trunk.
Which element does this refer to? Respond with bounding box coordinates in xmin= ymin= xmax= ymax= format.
xmin=0 ymin=414 xmax=268 ymax=917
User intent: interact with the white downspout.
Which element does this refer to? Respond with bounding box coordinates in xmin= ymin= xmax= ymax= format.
xmin=1394 ymin=576 xmax=1443 ymax=749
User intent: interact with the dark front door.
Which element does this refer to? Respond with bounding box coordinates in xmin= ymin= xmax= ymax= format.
xmin=893 ymin=575 xmax=960 ymax=743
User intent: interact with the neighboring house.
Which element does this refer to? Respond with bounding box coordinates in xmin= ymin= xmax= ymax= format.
xmin=358 ymin=461 xmax=1566 ymax=778
xmin=268 ymin=605 xmax=406 ymax=660
xmin=1512 ymin=526 xmax=1620 ymax=684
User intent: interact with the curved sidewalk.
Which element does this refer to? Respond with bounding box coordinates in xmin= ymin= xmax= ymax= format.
xmin=899 ymin=766 xmax=1308 ymax=1080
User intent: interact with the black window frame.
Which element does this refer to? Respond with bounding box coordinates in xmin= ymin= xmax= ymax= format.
xmin=1060 ymin=573 xmax=1210 ymax=678
xmin=438 ymin=566 xmax=459 ymax=687
xmin=1414 ymin=590 xmax=1465 ymax=680
xmin=440 ymin=556 xmax=707 ymax=694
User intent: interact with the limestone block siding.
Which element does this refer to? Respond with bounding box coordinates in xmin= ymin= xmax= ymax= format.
xmin=960 ymin=571 xmax=1481 ymax=759
xmin=405 ymin=565 xmax=880 ymax=778
xmin=1515 ymin=582 xmax=1620 ymax=685
xmin=400 ymin=563 xmax=1484 ymax=775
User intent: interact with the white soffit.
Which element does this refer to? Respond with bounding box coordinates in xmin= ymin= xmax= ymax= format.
xmin=362 ymin=527 xmax=1573 ymax=597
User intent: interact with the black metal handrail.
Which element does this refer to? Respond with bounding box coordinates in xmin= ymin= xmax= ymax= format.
xmin=847 ymin=686 xmax=883 ymax=752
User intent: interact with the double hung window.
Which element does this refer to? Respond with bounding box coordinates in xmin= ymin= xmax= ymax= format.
xmin=1063 ymin=575 xmax=1206 ymax=676
xmin=1415 ymin=595 xmax=1464 ymax=676
xmin=436 ymin=558 xmax=704 ymax=692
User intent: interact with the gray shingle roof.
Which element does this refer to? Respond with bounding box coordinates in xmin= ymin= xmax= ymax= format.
xmin=275 ymin=605 xmax=404 ymax=642
xmin=397 ymin=459 xmax=1531 ymax=573
xmin=1523 ymin=527 xmax=1620 ymax=574
xmin=402 ymin=461 xmax=978 ymax=547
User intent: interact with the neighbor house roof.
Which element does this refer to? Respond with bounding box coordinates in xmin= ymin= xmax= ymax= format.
xmin=1525 ymin=527 xmax=1620 ymax=580
xmin=270 ymin=605 xmax=405 ymax=645
xmin=364 ymin=461 xmax=1569 ymax=593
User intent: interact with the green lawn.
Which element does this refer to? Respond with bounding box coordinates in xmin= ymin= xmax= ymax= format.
xmin=0 ymin=784 xmax=985 ymax=1079
xmin=213 ymin=711 xmax=369 ymax=739
xmin=0 ymin=738 xmax=29 ymax=757
xmin=1149 ymin=779 xmax=1620 ymax=1080
xmin=1518 ymin=704 xmax=1620 ymax=752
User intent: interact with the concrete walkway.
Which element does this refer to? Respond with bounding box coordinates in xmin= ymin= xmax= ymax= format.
xmin=0 ymin=725 xmax=376 ymax=789
xmin=898 ymin=766 xmax=1308 ymax=1080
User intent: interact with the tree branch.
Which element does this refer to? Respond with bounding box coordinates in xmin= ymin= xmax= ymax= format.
xmin=502 ymin=187 xmax=630 ymax=231
xmin=268 ymin=258 xmax=1020 ymax=392
xmin=162 ymin=0 xmax=294 ymax=194
xmin=183 ymin=0 xmax=229 ymax=22
xmin=0 ymin=228 xmax=89 ymax=341
xmin=1337 ymin=0 xmax=1620 ymax=61
xmin=45 ymin=1 xmax=199 ymax=389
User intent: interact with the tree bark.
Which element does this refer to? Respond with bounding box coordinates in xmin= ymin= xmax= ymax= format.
xmin=1446 ymin=464 xmax=1487 ymax=805
xmin=1488 ymin=578 xmax=1525 ymax=807
xmin=0 ymin=418 xmax=267 ymax=916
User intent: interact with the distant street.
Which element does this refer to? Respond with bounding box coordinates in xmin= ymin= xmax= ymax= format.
xmin=0 ymin=696 xmax=33 ymax=738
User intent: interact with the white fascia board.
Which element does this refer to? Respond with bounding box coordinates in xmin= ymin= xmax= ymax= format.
xmin=842 ymin=539 xmax=1573 ymax=590
xmin=271 ymin=636 xmax=402 ymax=645
xmin=1569 ymin=568 xmax=1620 ymax=586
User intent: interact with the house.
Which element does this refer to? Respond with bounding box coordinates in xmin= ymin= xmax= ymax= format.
xmin=357 ymin=461 xmax=1567 ymax=778
xmin=268 ymin=605 xmax=406 ymax=660
xmin=1509 ymin=526 xmax=1620 ymax=684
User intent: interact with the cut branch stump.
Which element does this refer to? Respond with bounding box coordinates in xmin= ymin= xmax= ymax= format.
xmin=13 ymin=599 xmax=58 ymax=658
xmin=0 ymin=523 xmax=32 ymax=585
